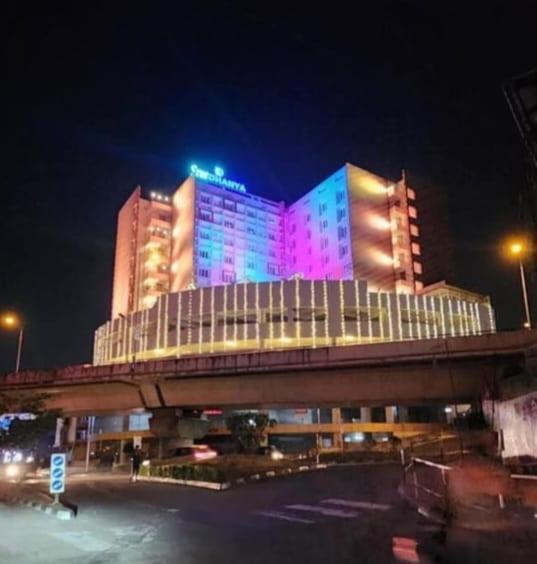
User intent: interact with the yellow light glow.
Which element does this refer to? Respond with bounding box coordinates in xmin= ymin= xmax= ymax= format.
xmin=370 ymin=250 xmax=394 ymax=266
xmin=154 ymin=348 xmax=165 ymax=355
xmin=367 ymin=214 xmax=391 ymax=231
xmin=343 ymin=335 xmax=357 ymax=341
xmin=510 ymin=242 xmax=523 ymax=256
xmin=224 ymin=340 xmax=238 ymax=347
xmin=1 ymin=313 xmax=20 ymax=330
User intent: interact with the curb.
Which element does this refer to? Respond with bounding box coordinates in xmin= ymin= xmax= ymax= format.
xmin=10 ymin=496 xmax=75 ymax=520
xmin=140 ymin=463 xmax=329 ymax=491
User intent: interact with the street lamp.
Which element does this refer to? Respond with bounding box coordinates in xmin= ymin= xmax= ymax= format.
xmin=508 ymin=240 xmax=532 ymax=330
xmin=0 ymin=312 xmax=24 ymax=372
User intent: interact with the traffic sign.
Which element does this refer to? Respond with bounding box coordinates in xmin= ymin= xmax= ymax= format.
xmin=49 ymin=453 xmax=66 ymax=495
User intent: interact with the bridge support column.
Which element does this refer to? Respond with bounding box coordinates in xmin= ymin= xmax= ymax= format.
xmin=149 ymin=408 xmax=211 ymax=458
xmin=331 ymin=408 xmax=343 ymax=451
xmin=385 ymin=406 xmax=396 ymax=424
xmin=67 ymin=417 xmax=77 ymax=444
xmin=54 ymin=417 xmax=64 ymax=448
xmin=360 ymin=407 xmax=371 ymax=422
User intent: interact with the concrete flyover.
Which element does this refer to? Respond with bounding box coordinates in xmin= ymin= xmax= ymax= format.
xmin=1 ymin=330 xmax=536 ymax=416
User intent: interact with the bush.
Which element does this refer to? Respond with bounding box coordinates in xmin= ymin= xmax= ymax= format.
xmin=149 ymin=463 xmax=225 ymax=483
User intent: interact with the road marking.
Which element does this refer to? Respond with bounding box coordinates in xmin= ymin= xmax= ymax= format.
xmin=256 ymin=510 xmax=315 ymax=524
xmin=285 ymin=504 xmax=358 ymax=518
xmin=321 ymin=499 xmax=391 ymax=511
xmin=51 ymin=532 xmax=113 ymax=552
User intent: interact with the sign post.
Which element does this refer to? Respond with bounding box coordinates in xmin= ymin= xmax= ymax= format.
xmin=49 ymin=453 xmax=66 ymax=504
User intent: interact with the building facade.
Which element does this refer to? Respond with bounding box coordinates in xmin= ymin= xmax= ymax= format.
xmin=94 ymin=279 xmax=495 ymax=365
xmin=111 ymin=162 xmax=421 ymax=318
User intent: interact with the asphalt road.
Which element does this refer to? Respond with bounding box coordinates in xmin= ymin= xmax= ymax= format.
xmin=0 ymin=465 xmax=534 ymax=563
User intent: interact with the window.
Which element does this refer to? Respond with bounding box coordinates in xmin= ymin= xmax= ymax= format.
xmin=268 ymin=233 xmax=276 ymax=241
xmin=199 ymin=249 xmax=209 ymax=259
xmin=158 ymin=212 xmax=172 ymax=222
xmin=408 ymin=206 xmax=417 ymax=219
xmin=324 ymin=255 xmax=329 ymax=264
xmin=247 ymin=226 xmax=255 ymax=235
xmin=307 ymin=230 xmax=311 ymax=239
xmin=198 ymin=268 xmax=209 ymax=278
xmin=413 ymin=261 xmax=422 ymax=274
xmin=415 ymin=281 xmax=424 ymax=291
xmin=320 ymin=219 xmax=328 ymax=231
xmin=336 ymin=190 xmax=345 ymax=204
xmin=200 ymin=195 xmax=211 ymax=205
xmin=337 ymin=208 xmax=346 ymax=222
xmin=410 ymin=224 xmax=419 ymax=237
xmin=247 ymin=261 xmax=255 ymax=270
xmin=338 ymin=226 xmax=347 ymax=240
xmin=224 ymin=256 xmax=233 ymax=265
xmin=200 ymin=210 xmax=212 ymax=222
xmin=199 ymin=231 xmax=210 ymax=240
xmin=407 ymin=188 xmax=416 ymax=200
xmin=339 ymin=245 xmax=348 ymax=258
xmin=291 ymin=224 xmax=296 ymax=234
xmin=224 ymin=220 xmax=234 ymax=229
xmin=247 ymin=209 xmax=256 ymax=218
xmin=267 ymin=263 xmax=279 ymax=275
xmin=224 ymin=200 xmax=236 ymax=212
xmin=306 ymin=214 xmax=311 ymax=222
xmin=319 ymin=202 xmax=327 ymax=214
xmin=222 ymin=271 xmax=235 ymax=283
xmin=224 ymin=238 xmax=234 ymax=247
xmin=411 ymin=242 xmax=421 ymax=255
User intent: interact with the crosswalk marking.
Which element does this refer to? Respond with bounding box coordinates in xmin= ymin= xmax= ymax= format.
xmin=256 ymin=511 xmax=315 ymax=524
xmin=321 ymin=499 xmax=391 ymax=511
xmin=51 ymin=532 xmax=113 ymax=552
xmin=285 ymin=504 xmax=358 ymax=518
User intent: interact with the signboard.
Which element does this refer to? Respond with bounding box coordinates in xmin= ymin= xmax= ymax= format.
xmin=190 ymin=164 xmax=246 ymax=194
xmin=49 ymin=453 xmax=66 ymax=495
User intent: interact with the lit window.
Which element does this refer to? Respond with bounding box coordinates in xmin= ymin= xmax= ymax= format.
xmin=199 ymin=249 xmax=209 ymax=259
xmin=410 ymin=224 xmax=419 ymax=237
xmin=198 ymin=268 xmax=209 ymax=278
xmin=222 ymin=271 xmax=235 ymax=283
xmin=336 ymin=190 xmax=345 ymax=204
xmin=408 ymin=206 xmax=417 ymax=219
xmin=415 ymin=281 xmax=424 ymax=291
xmin=247 ymin=262 xmax=254 ymax=269
xmin=338 ymin=226 xmax=347 ymax=240
xmin=224 ymin=256 xmax=233 ymax=265
xmin=413 ymin=261 xmax=422 ymax=274
xmin=337 ymin=208 xmax=346 ymax=222
xmin=224 ymin=220 xmax=234 ymax=229
xmin=339 ymin=245 xmax=348 ymax=258
xmin=411 ymin=243 xmax=421 ymax=255
xmin=407 ymin=188 xmax=416 ymax=200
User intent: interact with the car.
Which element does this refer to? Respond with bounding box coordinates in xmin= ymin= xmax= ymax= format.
xmin=0 ymin=448 xmax=37 ymax=482
xmin=168 ymin=445 xmax=218 ymax=464
xmin=256 ymin=445 xmax=284 ymax=460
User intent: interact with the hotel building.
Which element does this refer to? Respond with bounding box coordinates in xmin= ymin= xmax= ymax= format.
xmin=99 ymin=162 xmax=495 ymax=364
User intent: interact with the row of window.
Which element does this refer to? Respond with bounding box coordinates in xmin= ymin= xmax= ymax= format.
xmin=197 ymin=264 xmax=281 ymax=280
xmin=198 ymin=196 xmax=280 ymax=222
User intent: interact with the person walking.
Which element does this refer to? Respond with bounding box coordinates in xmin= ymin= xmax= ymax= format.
xmin=130 ymin=445 xmax=143 ymax=482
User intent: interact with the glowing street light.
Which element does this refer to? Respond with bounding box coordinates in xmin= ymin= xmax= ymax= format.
xmin=506 ymin=239 xmax=531 ymax=330
xmin=0 ymin=312 xmax=24 ymax=372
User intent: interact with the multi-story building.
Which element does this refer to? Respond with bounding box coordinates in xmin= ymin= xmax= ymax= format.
xmin=111 ymin=162 xmax=421 ymax=317
xmin=99 ymin=161 xmax=496 ymax=365
xmin=111 ymin=187 xmax=172 ymax=317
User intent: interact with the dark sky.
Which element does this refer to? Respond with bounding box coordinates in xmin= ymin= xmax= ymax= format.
xmin=1 ymin=2 xmax=536 ymax=372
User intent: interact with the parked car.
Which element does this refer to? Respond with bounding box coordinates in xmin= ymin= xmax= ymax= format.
xmin=256 ymin=445 xmax=284 ymax=460
xmin=0 ymin=448 xmax=37 ymax=482
xmin=169 ymin=445 xmax=218 ymax=464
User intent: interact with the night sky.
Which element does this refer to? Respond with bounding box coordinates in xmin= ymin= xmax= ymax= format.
xmin=2 ymin=3 xmax=536 ymax=372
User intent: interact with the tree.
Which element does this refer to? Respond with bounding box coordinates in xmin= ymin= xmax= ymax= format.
xmin=225 ymin=412 xmax=276 ymax=453
xmin=0 ymin=392 xmax=59 ymax=450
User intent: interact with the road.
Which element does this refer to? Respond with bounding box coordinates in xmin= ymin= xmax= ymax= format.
xmin=0 ymin=465 xmax=534 ymax=563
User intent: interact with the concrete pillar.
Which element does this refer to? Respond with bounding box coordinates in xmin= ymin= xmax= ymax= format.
xmin=67 ymin=417 xmax=77 ymax=444
xmin=332 ymin=408 xmax=343 ymax=451
xmin=360 ymin=407 xmax=372 ymax=422
xmin=385 ymin=406 xmax=396 ymax=424
xmin=119 ymin=440 xmax=127 ymax=464
xmin=54 ymin=417 xmax=64 ymax=448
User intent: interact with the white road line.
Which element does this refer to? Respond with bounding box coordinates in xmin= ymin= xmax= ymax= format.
xmin=51 ymin=532 xmax=113 ymax=552
xmin=285 ymin=504 xmax=358 ymax=518
xmin=321 ymin=499 xmax=391 ymax=511
xmin=256 ymin=510 xmax=315 ymax=524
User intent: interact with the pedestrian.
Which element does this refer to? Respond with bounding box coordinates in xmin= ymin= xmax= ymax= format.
xmin=131 ymin=445 xmax=143 ymax=482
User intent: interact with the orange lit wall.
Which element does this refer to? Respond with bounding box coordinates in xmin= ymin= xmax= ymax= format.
xmin=170 ymin=177 xmax=196 ymax=292
xmin=111 ymin=187 xmax=143 ymax=318
xmin=347 ymin=164 xmax=397 ymax=292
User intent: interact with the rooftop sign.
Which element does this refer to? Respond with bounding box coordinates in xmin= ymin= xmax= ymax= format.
xmin=190 ymin=164 xmax=246 ymax=194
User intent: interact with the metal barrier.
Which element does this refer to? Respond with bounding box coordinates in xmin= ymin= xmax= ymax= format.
xmin=401 ymin=451 xmax=452 ymax=518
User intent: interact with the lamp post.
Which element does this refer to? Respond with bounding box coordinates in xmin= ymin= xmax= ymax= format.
xmin=1 ymin=312 xmax=24 ymax=372
xmin=509 ymin=242 xmax=532 ymax=330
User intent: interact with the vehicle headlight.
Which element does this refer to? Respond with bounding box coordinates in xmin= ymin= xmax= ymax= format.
xmin=26 ymin=455 xmax=34 ymax=464
xmin=5 ymin=464 xmax=19 ymax=478
xmin=12 ymin=452 xmax=23 ymax=463
xmin=142 ymin=460 xmax=150 ymax=467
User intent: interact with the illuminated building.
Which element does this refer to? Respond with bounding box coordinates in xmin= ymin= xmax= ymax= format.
xmin=102 ymin=162 xmax=495 ymax=363
xmin=94 ymin=278 xmax=494 ymax=364
xmin=111 ymin=187 xmax=172 ymax=317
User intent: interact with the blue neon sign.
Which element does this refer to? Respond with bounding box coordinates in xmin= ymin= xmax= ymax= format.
xmin=190 ymin=164 xmax=246 ymax=194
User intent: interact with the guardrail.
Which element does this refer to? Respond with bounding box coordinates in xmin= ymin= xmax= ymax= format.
xmin=401 ymin=451 xmax=452 ymax=520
